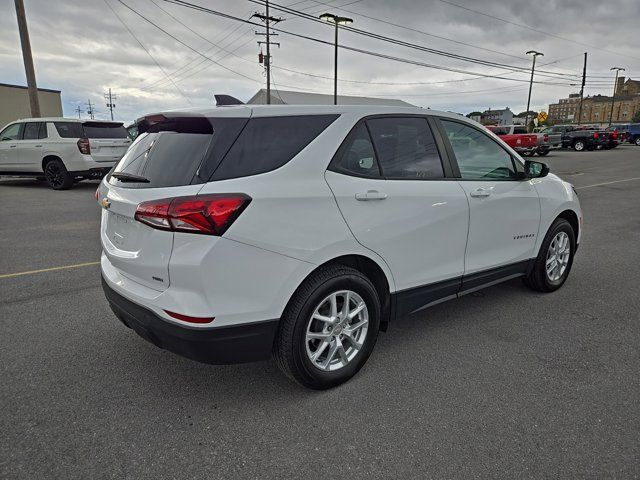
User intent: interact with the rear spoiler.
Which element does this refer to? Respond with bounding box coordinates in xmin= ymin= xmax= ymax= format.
xmin=214 ymin=94 xmax=244 ymax=106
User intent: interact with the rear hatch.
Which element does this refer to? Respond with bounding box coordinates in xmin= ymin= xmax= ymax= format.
xmin=99 ymin=112 xmax=250 ymax=291
xmin=83 ymin=122 xmax=131 ymax=162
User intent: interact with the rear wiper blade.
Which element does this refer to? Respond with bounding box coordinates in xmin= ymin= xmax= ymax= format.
xmin=111 ymin=172 xmax=150 ymax=183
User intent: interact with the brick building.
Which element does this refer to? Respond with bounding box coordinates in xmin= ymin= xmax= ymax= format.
xmin=548 ymin=93 xmax=581 ymax=122
xmin=615 ymin=77 xmax=640 ymax=96
xmin=577 ymin=94 xmax=640 ymax=125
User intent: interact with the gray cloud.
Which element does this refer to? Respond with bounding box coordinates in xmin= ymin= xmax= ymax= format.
xmin=1 ymin=0 xmax=638 ymax=123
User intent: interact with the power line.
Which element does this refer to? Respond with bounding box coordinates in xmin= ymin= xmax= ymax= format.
xmin=116 ymin=0 xmax=261 ymax=85
xmin=161 ymin=0 xmax=578 ymax=88
xmin=253 ymin=0 xmax=583 ymax=82
xmin=437 ymin=0 xmax=640 ymax=63
xmin=103 ymin=0 xmax=194 ymax=104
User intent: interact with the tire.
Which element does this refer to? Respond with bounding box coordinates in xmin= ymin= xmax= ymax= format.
xmin=274 ymin=265 xmax=381 ymax=389
xmin=524 ymin=218 xmax=576 ymax=293
xmin=573 ymin=140 xmax=585 ymax=151
xmin=44 ymin=159 xmax=73 ymax=190
xmin=537 ymin=149 xmax=550 ymax=156
xmin=635 ymin=136 xmax=640 ymax=146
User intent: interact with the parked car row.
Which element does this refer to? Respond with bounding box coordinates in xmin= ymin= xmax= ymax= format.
xmin=486 ymin=125 xmax=562 ymax=156
xmin=0 ymin=118 xmax=130 ymax=189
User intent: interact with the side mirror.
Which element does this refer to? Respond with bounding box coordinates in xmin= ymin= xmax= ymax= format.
xmin=524 ymin=160 xmax=549 ymax=178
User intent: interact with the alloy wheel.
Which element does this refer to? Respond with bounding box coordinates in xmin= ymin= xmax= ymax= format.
xmin=305 ymin=290 xmax=369 ymax=372
xmin=546 ymin=231 xmax=570 ymax=281
xmin=45 ymin=163 xmax=64 ymax=188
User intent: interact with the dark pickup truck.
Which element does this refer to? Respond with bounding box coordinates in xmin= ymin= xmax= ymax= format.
xmin=546 ymin=125 xmax=607 ymax=151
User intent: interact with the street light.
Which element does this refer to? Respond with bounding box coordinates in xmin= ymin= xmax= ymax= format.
xmin=524 ymin=50 xmax=544 ymax=131
xmin=319 ymin=12 xmax=353 ymax=105
xmin=609 ymin=67 xmax=625 ymax=126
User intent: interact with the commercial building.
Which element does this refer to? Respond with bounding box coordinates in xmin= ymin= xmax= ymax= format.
xmin=548 ymin=93 xmax=581 ymax=122
xmin=247 ymin=88 xmax=414 ymax=107
xmin=577 ymin=94 xmax=640 ymax=125
xmin=0 ymin=83 xmax=63 ymax=127
xmin=479 ymin=107 xmax=513 ymax=125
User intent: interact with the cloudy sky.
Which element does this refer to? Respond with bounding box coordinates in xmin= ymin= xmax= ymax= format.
xmin=1 ymin=0 xmax=638 ymax=123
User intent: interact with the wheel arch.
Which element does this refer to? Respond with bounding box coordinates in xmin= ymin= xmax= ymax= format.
xmin=557 ymin=209 xmax=580 ymax=241
xmin=286 ymin=254 xmax=393 ymax=332
xmin=41 ymin=154 xmax=63 ymax=171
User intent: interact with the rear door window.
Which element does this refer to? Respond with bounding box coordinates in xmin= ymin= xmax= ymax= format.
xmin=211 ymin=115 xmax=338 ymax=180
xmin=329 ymin=123 xmax=382 ymax=178
xmin=22 ymin=122 xmax=44 ymax=140
xmin=366 ymin=117 xmax=444 ymax=179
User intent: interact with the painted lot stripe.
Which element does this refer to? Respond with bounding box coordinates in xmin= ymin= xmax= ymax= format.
xmin=0 ymin=261 xmax=100 ymax=279
xmin=576 ymin=177 xmax=640 ymax=190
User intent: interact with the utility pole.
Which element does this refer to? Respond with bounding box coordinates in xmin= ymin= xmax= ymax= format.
xmin=86 ymin=99 xmax=95 ymax=120
xmin=608 ymin=67 xmax=625 ymax=126
xmin=253 ymin=2 xmax=281 ymax=105
xmin=524 ymin=50 xmax=543 ymax=132
xmin=104 ymin=88 xmax=117 ymax=121
xmin=576 ymin=52 xmax=587 ymax=125
xmin=14 ymin=0 xmax=40 ymax=117
xmin=75 ymin=105 xmax=82 ymax=119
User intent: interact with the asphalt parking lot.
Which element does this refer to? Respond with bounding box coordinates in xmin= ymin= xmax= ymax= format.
xmin=1 ymin=146 xmax=639 ymax=479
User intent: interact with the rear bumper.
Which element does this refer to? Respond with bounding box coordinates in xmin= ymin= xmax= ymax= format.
xmin=102 ymin=277 xmax=279 ymax=364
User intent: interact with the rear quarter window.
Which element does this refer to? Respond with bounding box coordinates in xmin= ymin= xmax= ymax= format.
xmin=54 ymin=122 xmax=84 ymax=138
xmin=211 ymin=115 xmax=338 ymax=180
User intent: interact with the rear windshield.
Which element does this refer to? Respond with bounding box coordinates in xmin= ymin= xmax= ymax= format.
xmin=109 ymin=114 xmax=338 ymax=188
xmin=83 ymin=122 xmax=128 ymax=138
xmin=54 ymin=122 xmax=127 ymax=139
xmin=108 ymin=116 xmax=248 ymax=189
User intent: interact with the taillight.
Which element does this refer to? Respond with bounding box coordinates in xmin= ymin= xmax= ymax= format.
xmin=543 ymin=134 xmax=549 ymax=142
xmin=593 ymin=132 xmax=599 ymax=139
xmin=612 ymin=131 xmax=618 ymax=140
xmin=77 ymin=137 xmax=91 ymax=154
xmin=134 ymin=194 xmax=251 ymax=236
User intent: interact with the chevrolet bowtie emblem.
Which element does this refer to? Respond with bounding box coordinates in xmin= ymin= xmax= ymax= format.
xmin=100 ymin=198 xmax=111 ymax=209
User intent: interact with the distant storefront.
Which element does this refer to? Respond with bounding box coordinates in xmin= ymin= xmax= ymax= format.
xmin=0 ymin=82 xmax=63 ymax=127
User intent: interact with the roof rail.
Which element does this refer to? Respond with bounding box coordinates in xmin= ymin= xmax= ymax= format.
xmin=214 ymin=94 xmax=244 ymax=106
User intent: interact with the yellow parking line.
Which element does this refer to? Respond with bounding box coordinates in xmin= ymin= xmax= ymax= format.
xmin=576 ymin=177 xmax=640 ymax=190
xmin=0 ymin=261 xmax=100 ymax=279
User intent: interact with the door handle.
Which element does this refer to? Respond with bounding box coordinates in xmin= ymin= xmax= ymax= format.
xmin=469 ymin=188 xmax=491 ymax=198
xmin=355 ymin=190 xmax=388 ymax=201
xmin=35 ymin=145 xmax=42 ymax=148
xmin=9 ymin=145 xmax=17 ymax=148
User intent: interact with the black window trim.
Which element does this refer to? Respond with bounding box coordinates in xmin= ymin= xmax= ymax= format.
xmin=327 ymin=113 xmax=457 ymax=181
xmin=434 ymin=116 xmax=526 ymax=182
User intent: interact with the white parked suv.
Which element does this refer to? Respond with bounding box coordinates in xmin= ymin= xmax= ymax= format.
xmin=98 ymin=105 xmax=582 ymax=389
xmin=0 ymin=118 xmax=131 ymax=189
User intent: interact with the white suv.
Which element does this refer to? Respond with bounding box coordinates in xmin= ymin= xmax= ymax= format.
xmin=0 ymin=118 xmax=131 ymax=189
xmin=98 ymin=105 xmax=582 ymax=389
